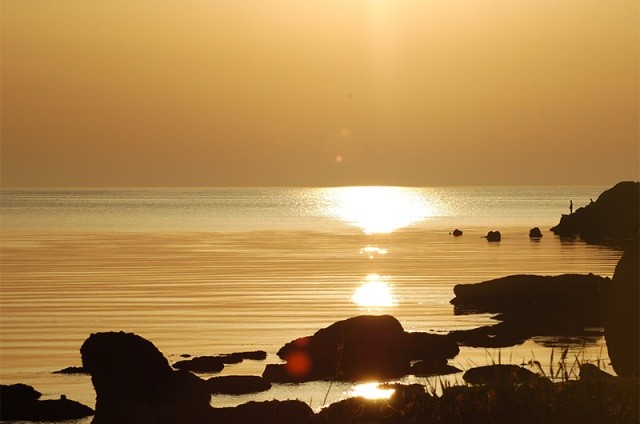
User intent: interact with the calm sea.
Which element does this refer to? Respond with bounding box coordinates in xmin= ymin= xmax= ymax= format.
xmin=0 ymin=186 xmax=623 ymax=418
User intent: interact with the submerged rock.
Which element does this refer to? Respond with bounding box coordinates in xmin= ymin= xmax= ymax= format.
xmin=53 ymin=365 xmax=87 ymax=374
xmin=605 ymin=243 xmax=639 ymax=377
xmin=173 ymin=356 xmax=226 ymax=372
xmin=207 ymin=375 xmax=271 ymax=395
xmin=263 ymin=315 xmax=458 ymax=383
xmin=0 ymin=383 xmax=93 ymax=421
xmin=550 ymin=181 xmax=639 ymax=243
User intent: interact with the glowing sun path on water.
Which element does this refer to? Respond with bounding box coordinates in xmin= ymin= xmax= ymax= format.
xmin=324 ymin=186 xmax=434 ymax=234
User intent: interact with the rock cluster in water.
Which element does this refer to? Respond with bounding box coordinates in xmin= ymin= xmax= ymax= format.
xmin=262 ymin=315 xmax=459 ymax=383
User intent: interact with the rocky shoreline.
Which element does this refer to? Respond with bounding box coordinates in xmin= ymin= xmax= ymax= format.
xmin=2 ymin=182 xmax=638 ymax=423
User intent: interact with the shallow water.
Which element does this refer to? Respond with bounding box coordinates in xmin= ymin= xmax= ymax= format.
xmin=0 ymin=187 xmax=622 ymax=418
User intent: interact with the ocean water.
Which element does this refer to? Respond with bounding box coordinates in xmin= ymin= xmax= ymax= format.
xmin=0 ymin=186 xmax=623 ymax=419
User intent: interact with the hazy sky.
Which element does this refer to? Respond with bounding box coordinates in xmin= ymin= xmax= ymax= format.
xmin=2 ymin=1 xmax=638 ymax=187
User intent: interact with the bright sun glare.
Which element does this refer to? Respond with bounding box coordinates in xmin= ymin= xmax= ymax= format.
xmin=352 ymin=274 xmax=396 ymax=308
xmin=324 ymin=186 xmax=433 ymax=234
xmin=350 ymin=382 xmax=396 ymax=400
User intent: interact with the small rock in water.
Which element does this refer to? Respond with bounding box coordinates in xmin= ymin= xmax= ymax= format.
xmin=452 ymin=229 xmax=463 ymax=236
xmin=529 ymin=227 xmax=543 ymax=238
xmin=485 ymin=231 xmax=501 ymax=242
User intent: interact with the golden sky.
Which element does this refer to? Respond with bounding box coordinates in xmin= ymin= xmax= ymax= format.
xmin=2 ymin=1 xmax=638 ymax=187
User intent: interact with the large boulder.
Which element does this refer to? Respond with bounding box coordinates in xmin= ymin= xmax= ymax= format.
xmin=605 ymin=243 xmax=639 ymax=377
xmin=81 ymin=331 xmax=214 ymax=423
xmin=0 ymin=384 xmax=93 ymax=421
xmin=550 ymin=181 xmax=639 ymax=243
xmin=263 ymin=315 xmax=458 ymax=383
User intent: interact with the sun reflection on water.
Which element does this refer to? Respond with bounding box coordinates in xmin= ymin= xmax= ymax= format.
xmin=350 ymin=382 xmax=395 ymax=400
xmin=323 ymin=186 xmax=434 ymax=234
xmin=352 ymin=274 xmax=396 ymax=308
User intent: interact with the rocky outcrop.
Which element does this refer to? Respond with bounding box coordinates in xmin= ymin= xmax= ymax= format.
xmin=0 ymin=383 xmax=93 ymax=421
xmin=450 ymin=274 xmax=611 ymax=347
xmin=550 ymin=181 xmax=639 ymax=243
xmin=262 ymin=315 xmax=459 ymax=383
xmin=206 ymin=375 xmax=271 ymax=395
xmin=605 ymin=243 xmax=639 ymax=377
xmin=81 ymin=331 xmax=214 ymax=423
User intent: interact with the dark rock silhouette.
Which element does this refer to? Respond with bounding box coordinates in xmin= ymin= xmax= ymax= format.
xmin=485 ymin=231 xmax=501 ymax=241
xmin=263 ymin=315 xmax=458 ymax=383
xmin=173 ymin=356 xmax=226 ymax=372
xmin=550 ymin=181 xmax=639 ymax=243
xmin=529 ymin=227 xmax=543 ymax=238
xmin=452 ymin=228 xmax=463 ymax=236
xmin=450 ymin=274 xmax=611 ymax=347
xmin=0 ymin=383 xmax=93 ymax=421
xmin=206 ymin=375 xmax=271 ymax=395
xmin=463 ymin=364 xmax=536 ymax=386
xmin=53 ymin=365 xmax=87 ymax=374
xmin=81 ymin=331 xmax=214 ymax=423
xmin=605 ymin=242 xmax=639 ymax=377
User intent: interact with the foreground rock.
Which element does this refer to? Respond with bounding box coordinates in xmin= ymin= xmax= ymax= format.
xmin=81 ymin=331 xmax=214 ymax=423
xmin=315 ymin=376 xmax=638 ymax=424
xmin=450 ymin=274 xmax=610 ymax=347
xmin=263 ymin=315 xmax=459 ymax=383
xmin=550 ymin=181 xmax=639 ymax=244
xmin=212 ymin=400 xmax=314 ymax=424
xmin=0 ymin=383 xmax=93 ymax=421
xmin=605 ymin=242 xmax=639 ymax=377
